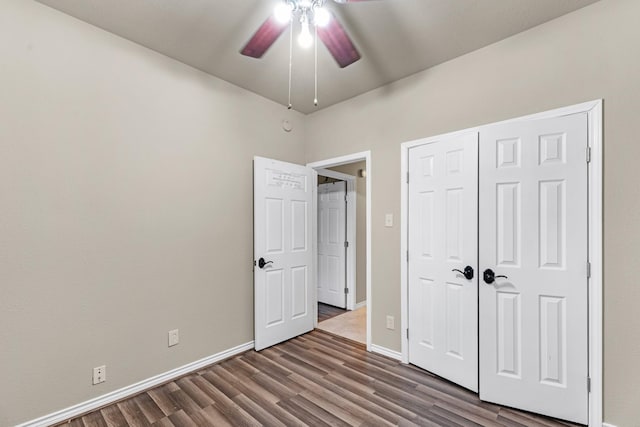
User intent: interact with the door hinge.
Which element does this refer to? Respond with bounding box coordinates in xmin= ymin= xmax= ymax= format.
xmin=587 ymin=377 xmax=591 ymax=392
xmin=587 ymin=261 xmax=591 ymax=279
xmin=344 ymin=287 xmax=349 ymax=294
xmin=406 ymin=172 xmax=409 ymax=184
xmin=344 ymin=241 xmax=349 ymax=248
xmin=406 ymin=329 xmax=409 ymax=340
xmin=406 ymin=250 xmax=409 ymax=262
xmin=586 ymin=147 xmax=592 ymax=163
xmin=345 ymin=194 xmax=348 ymax=202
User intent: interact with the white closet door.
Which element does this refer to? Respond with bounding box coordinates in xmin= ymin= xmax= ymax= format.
xmin=478 ymin=114 xmax=589 ymax=424
xmin=408 ymin=132 xmax=479 ymax=392
xmin=254 ymin=157 xmax=315 ymax=351
xmin=317 ymin=181 xmax=347 ymax=308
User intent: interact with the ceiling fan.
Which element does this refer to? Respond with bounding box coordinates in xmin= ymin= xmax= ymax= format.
xmin=241 ymin=0 xmax=374 ymax=68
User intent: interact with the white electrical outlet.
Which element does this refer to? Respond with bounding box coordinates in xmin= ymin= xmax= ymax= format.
xmin=168 ymin=329 xmax=179 ymax=347
xmin=386 ymin=315 xmax=395 ymax=330
xmin=93 ymin=365 xmax=106 ymax=385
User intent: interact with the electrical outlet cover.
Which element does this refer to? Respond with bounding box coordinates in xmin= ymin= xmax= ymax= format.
xmin=93 ymin=365 xmax=106 ymax=385
xmin=168 ymin=329 xmax=179 ymax=347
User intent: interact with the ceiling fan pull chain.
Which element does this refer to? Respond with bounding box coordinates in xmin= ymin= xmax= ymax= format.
xmin=287 ymin=18 xmax=293 ymax=110
xmin=314 ymin=24 xmax=318 ymax=107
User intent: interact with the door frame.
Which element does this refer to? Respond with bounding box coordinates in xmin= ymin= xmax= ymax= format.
xmin=316 ymin=168 xmax=357 ymax=310
xmin=308 ymin=151 xmax=372 ymax=351
xmin=399 ymin=100 xmax=603 ymax=426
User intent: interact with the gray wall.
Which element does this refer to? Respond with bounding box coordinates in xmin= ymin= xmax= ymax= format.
xmin=305 ymin=0 xmax=640 ymax=425
xmin=328 ymin=162 xmax=367 ymax=304
xmin=3 ymin=0 xmax=640 ymax=426
xmin=0 ymin=1 xmax=305 ymax=425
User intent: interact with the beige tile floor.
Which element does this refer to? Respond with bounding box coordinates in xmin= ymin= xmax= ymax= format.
xmin=316 ymin=306 xmax=366 ymax=344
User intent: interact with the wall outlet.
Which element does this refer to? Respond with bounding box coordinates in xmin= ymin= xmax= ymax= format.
xmin=386 ymin=315 xmax=395 ymax=330
xmin=168 ymin=329 xmax=179 ymax=347
xmin=93 ymin=365 xmax=106 ymax=385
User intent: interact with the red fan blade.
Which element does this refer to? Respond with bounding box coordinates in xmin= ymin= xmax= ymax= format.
xmin=317 ymin=12 xmax=361 ymax=68
xmin=241 ymin=15 xmax=288 ymax=58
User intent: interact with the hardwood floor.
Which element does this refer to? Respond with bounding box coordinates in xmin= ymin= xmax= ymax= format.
xmin=317 ymin=303 xmax=347 ymax=322
xmin=56 ymin=330 xmax=582 ymax=427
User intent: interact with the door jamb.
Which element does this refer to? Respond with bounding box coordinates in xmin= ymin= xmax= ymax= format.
xmin=316 ymin=168 xmax=357 ymax=311
xmin=308 ymin=151 xmax=372 ymax=351
xmin=399 ymin=100 xmax=603 ymax=426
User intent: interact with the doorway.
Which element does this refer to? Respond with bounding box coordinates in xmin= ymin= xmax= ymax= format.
xmin=253 ymin=152 xmax=371 ymax=352
xmin=308 ymin=151 xmax=372 ymax=351
xmin=315 ymin=163 xmax=367 ymax=344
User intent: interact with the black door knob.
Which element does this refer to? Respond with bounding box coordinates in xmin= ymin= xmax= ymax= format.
xmin=258 ymin=257 xmax=273 ymax=269
xmin=483 ymin=268 xmax=508 ymax=284
xmin=452 ymin=266 xmax=474 ymax=280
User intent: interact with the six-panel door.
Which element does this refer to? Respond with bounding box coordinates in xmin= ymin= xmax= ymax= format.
xmin=317 ymin=181 xmax=347 ymax=308
xmin=408 ymin=132 xmax=479 ymax=392
xmin=478 ymin=114 xmax=588 ymax=424
xmin=254 ymin=157 xmax=315 ymax=351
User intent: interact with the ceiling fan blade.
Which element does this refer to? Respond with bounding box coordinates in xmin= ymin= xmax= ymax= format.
xmin=317 ymin=12 xmax=361 ymax=68
xmin=240 ymin=15 xmax=288 ymax=58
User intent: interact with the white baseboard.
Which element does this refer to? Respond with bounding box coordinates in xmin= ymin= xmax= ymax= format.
xmin=17 ymin=340 xmax=254 ymax=427
xmin=353 ymin=300 xmax=367 ymax=310
xmin=371 ymin=344 xmax=402 ymax=361
xmin=602 ymin=423 xmax=617 ymax=427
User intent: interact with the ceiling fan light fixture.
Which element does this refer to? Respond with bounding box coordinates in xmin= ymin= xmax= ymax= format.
xmin=313 ymin=7 xmax=331 ymax=27
xmin=274 ymin=1 xmax=293 ymax=24
xmin=243 ymin=0 xmax=363 ymax=109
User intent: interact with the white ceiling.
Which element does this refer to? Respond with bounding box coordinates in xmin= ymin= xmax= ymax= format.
xmin=35 ymin=0 xmax=599 ymax=114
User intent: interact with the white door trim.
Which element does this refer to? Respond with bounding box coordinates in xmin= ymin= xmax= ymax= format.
xmin=308 ymin=151 xmax=372 ymax=351
xmin=316 ymin=168 xmax=357 ymax=310
xmin=400 ymin=100 xmax=603 ymax=426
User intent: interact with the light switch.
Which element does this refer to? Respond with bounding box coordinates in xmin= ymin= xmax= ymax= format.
xmin=386 ymin=315 xmax=395 ymax=330
xmin=385 ymin=214 xmax=393 ymax=227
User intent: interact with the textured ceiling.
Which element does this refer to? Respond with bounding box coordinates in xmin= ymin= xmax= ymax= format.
xmin=36 ymin=0 xmax=599 ymax=114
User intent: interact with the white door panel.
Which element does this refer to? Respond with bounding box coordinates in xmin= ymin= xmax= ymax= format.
xmin=479 ymin=114 xmax=588 ymax=424
xmin=254 ymin=157 xmax=315 ymax=351
xmin=408 ymin=132 xmax=479 ymax=392
xmin=317 ymin=181 xmax=346 ymax=308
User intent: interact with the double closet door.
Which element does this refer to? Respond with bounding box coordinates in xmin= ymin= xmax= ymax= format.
xmin=407 ymin=113 xmax=589 ymax=424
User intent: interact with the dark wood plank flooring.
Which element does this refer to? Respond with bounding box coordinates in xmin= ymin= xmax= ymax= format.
xmin=318 ymin=303 xmax=347 ymax=322
xmin=56 ymin=330 xmax=582 ymax=427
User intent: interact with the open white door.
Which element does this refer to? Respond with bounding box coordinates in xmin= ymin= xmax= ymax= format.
xmin=254 ymin=157 xmax=315 ymax=351
xmin=479 ymin=114 xmax=588 ymax=424
xmin=408 ymin=131 xmax=479 ymax=392
xmin=317 ymin=181 xmax=347 ymax=308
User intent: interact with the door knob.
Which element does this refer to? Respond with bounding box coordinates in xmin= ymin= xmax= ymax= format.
xmin=258 ymin=257 xmax=273 ymax=269
xmin=452 ymin=266 xmax=474 ymax=280
xmin=483 ymin=268 xmax=508 ymax=284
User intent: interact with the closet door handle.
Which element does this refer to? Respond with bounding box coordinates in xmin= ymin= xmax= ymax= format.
xmin=483 ymin=268 xmax=508 ymax=284
xmin=452 ymin=266 xmax=474 ymax=280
